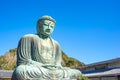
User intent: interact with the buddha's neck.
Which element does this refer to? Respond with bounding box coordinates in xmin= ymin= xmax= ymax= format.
xmin=38 ymin=34 xmax=50 ymax=39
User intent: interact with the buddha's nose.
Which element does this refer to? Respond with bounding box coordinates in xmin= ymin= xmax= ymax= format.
xmin=48 ymin=26 xmax=50 ymax=29
xmin=48 ymin=26 xmax=51 ymax=29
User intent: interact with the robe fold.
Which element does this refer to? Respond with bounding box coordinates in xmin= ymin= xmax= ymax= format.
xmin=12 ymin=34 xmax=81 ymax=80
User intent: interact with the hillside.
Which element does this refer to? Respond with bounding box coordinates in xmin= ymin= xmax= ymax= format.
xmin=0 ymin=48 xmax=85 ymax=70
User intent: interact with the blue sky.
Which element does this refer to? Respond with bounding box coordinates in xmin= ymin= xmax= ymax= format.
xmin=0 ymin=0 xmax=120 ymax=64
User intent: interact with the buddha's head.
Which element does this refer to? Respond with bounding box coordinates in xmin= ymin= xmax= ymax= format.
xmin=37 ymin=15 xmax=56 ymax=38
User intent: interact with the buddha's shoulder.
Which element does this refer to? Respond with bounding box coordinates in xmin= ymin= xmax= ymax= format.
xmin=51 ymin=38 xmax=60 ymax=46
xmin=22 ymin=34 xmax=39 ymax=39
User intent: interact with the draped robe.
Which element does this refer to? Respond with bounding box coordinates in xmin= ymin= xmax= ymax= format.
xmin=12 ymin=34 xmax=81 ymax=80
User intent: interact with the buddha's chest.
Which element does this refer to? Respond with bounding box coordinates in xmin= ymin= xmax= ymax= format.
xmin=36 ymin=38 xmax=55 ymax=63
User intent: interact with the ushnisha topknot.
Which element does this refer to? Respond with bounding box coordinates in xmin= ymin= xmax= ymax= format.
xmin=37 ymin=15 xmax=56 ymax=24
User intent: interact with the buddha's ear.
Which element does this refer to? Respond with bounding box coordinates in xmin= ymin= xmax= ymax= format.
xmin=36 ymin=21 xmax=43 ymax=34
xmin=37 ymin=21 xmax=43 ymax=27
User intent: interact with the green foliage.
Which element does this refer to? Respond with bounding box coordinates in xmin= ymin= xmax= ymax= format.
xmin=0 ymin=49 xmax=16 ymax=70
xmin=9 ymin=48 xmax=17 ymax=53
xmin=62 ymin=51 xmax=85 ymax=68
xmin=80 ymin=76 xmax=89 ymax=80
xmin=77 ymin=75 xmax=89 ymax=80
xmin=0 ymin=57 xmax=8 ymax=69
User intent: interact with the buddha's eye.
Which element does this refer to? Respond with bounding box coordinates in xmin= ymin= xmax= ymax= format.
xmin=51 ymin=26 xmax=54 ymax=28
xmin=43 ymin=23 xmax=48 ymax=26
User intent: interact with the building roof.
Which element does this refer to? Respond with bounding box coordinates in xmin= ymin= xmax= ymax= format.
xmin=0 ymin=70 xmax=13 ymax=78
xmin=84 ymin=67 xmax=120 ymax=77
xmin=79 ymin=57 xmax=120 ymax=69
xmin=87 ymin=58 xmax=120 ymax=66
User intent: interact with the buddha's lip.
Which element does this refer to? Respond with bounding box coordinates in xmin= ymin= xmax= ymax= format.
xmin=46 ymin=29 xmax=51 ymax=32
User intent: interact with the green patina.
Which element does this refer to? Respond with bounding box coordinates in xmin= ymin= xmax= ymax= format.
xmin=12 ymin=16 xmax=81 ymax=80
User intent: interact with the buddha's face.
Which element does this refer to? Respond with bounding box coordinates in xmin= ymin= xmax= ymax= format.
xmin=38 ymin=20 xmax=55 ymax=37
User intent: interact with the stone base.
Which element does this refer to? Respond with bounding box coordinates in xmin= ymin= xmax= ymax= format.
xmin=25 ymin=78 xmax=77 ymax=80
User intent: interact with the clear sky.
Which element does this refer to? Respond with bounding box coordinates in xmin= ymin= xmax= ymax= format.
xmin=0 ymin=0 xmax=120 ymax=64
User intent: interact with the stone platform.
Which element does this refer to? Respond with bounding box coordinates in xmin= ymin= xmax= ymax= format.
xmin=0 ymin=70 xmax=78 ymax=80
